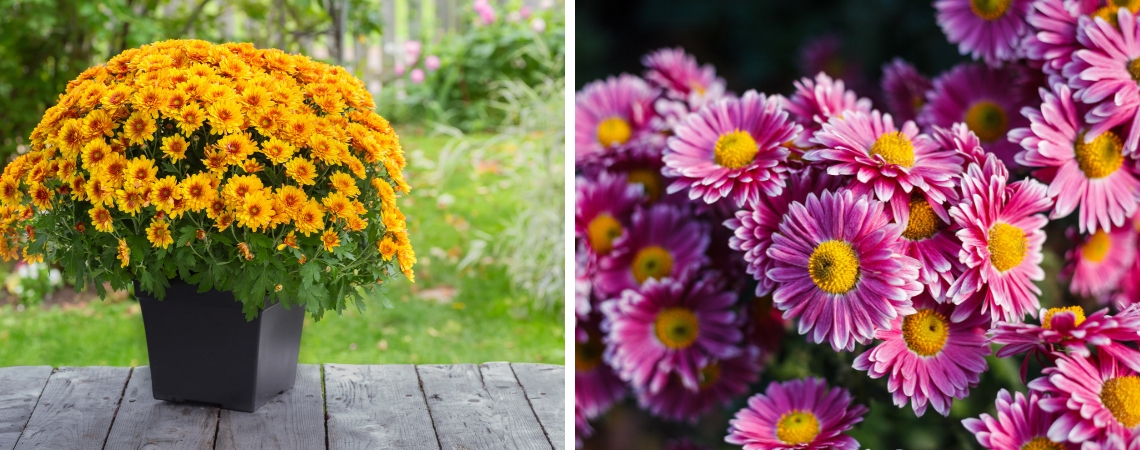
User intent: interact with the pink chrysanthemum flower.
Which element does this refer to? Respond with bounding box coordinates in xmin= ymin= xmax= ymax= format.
xmin=1028 ymin=352 xmax=1140 ymax=443
xmin=601 ymin=274 xmax=741 ymax=393
xmin=853 ymin=294 xmax=990 ymax=417
xmin=932 ymin=122 xmax=989 ymax=168
xmin=807 ymin=109 xmax=962 ymax=224
xmin=1025 ymin=0 xmax=1097 ymax=80
xmin=766 ymin=189 xmax=923 ymax=351
xmin=575 ymin=74 xmax=661 ymax=165
xmin=1011 ymin=84 xmax=1140 ymax=233
xmin=934 ymin=0 xmax=1033 ymax=66
xmin=575 ymin=172 xmax=644 ymax=258
xmin=946 ymin=154 xmax=1052 ymax=324
xmin=962 ymin=389 xmax=1077 ymax=450
xmin=1065 ymin=226 xmax=1137 ymax=299
xmin=663 ymin=90 xmax=800 ymax=206
xmin=895 ymin=193 xmax=964 ymax=301
xmin=575 ymin=319 xmax=626 ymax=421
xmin=1067 ymin=9 xmax=1140 ymax=154
xmin=919 ymin=63 xmax=1030 ymax=168
xmin=636 ymin=346 xmax=762 ymax=423
xmin=781 ymin=72 xmax=872 ymax=147
xmin=642 ymin=47 xmax=727 ymax=109
xmin=725 ymin=377 xmax=868 ymax=450
xmin=993 ymin=305 xmax=1140 ymax=365
xmin=881 ymin=59 xmax=933 ymax=124
xmin=726 ymin=167 xmax=841 ymax=296
xmin=594 ymin=204 xmax=709 ymax=297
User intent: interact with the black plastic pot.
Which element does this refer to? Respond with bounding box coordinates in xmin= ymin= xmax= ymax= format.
xmin=136 ymin=280 xmax=305 ymax=412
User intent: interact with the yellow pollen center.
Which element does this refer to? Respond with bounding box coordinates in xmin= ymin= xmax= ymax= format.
xmin=988 ymin=222 xmax=1027 ymax=272
xmin=965 ymin=100 xmax=1008 ymax=142
xmin=586 ymin=214 xmax=623 ymax=255
xmin=902 ymin=196 xmax=942 ymax=241
xmin=970 ymin=0 xmax=1012 ymax=20
xmin=869 ymin=131 xmax=916 ymax=167
xmin=1043 ymin=306 xmax=1087 ymax=330
xmin=632 ymin=245 xmax=674 ymax=284
xmin=575 ymin=333 xmax=605 ymax=372
xmin=698 ymin=362 xmax=721 ymax=390
xmin=713 ymin=130 xmax=760 ymax=169
xmin=1100 ymin=375 xmax=1140 ymax=428
xmin=808 ymin=240 xmax=861 ymax=294
xmin=654 ymin=307 xmax=700 ymax=349
xmin=626 ymin=169 xmax=662 ymax=203
xmin=1130 ymin=58 xmax=1140 ymax=83
xmin=902 ymin=309 xmax=951 ymax=356
xmin=1081 ymin=231 xmax=1112 ymax=263
xmin=1075 ymin=131 xmax=1124 ymax=179
xmin=597 ymin=117 xmax=632 ymax=148
xmin=776 ymin=410 xmax=821 ymax=445
xmin=1021 ymin=436 xmax=1065 ymax=450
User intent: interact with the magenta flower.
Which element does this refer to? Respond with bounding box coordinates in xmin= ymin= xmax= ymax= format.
xmin=1029 ymin=352 xmax=1140 ymax=443
xmin=766 ymin=189 xmax=922 ymax=351
xmin=1011 ymin=83 xmax=1140 ymax=233
xmin=962 ymin=389 xmax=1077 ymax=450
xmin=1025 ymin=0 xmax=1096 ymax=80
xmin=919 ymin=63 xmax=1030 ymax=168
xmin=931 ymin=122 xmax=989 ymax=168
xmin=934 ymin=0 xmax=1033 ymax=66
xmin=993 ymin=305 xmax=1140 ymax=361
xmin=781 ymin=72 xmax=872 ymax=147
xmin=1067 ymin=9 xmax=1140 ymax=154
xmin=403 ymin=40 xmax=421 ymax=66
xmin=473 ymin=0 xmax=496 ymax=24
xmin=601 ymin=274 xmax=741 ymax=393
xmin=642 ymin=47 xmax=727 ymax=109
xmin=725 ymin=377 xmax=868 ymax=450
xmin=896 ymin=194 xmax=964 ymax=301
xmin=425 ymin=55 xmax=441 ymax=71
xmin=575 ymin=319 xmax=626 ymax=421
xmin=663 ymin=90 xmax=799 ymax=206
xmin=881 ymin=58 xmax=933 ymax=123
xmin=575 ymin=74 xmax=660 ymax=166
xmin=1065 ymin=226 xmax=1137 ymax=299
xmin=853 ymin=294 xmax=990 ymax=417
xmin=394 ymin=62 xmax=406 ymax=77
xmin=635 ymin=346 xmax=762 ymax=423
xmin=409 ymin=68 xmax=424 ymax=84
xmin=574 ymin=172 xmax=643 ymax=258
xmin=594 ymin=204 xmax=709 ymax=297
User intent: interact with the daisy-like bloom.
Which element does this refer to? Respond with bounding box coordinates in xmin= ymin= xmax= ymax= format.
xmin=962 ymin=389 xmax=1076 ymax=450
xmin=593 ymin=204 xmax=708 ymax=298
xmin=725 ymin=377 xmax=868 ymax=450
xmin=1028 ymin=352 xmax=1140 ymax=443
xmin=88 ymin=205 xmax=113 ymax=233
xmin=125 ymin=157 xmax=158 ymax=191
xmin=918 ymin=63 xmax=1030 ymax=168
xmin=1012 ymin=84 xmax=1140 ymax=233
xmin=330 ymin=172 xmax=360 ymax=197
xmin=601 ymin=274 xmax=741 ymax=393
xmin=149 ymin=176 xmax=180 ymax=214
xmin=294 ymin=200 xmax=325 ymax=236
xmin=766 ymin=189 xmax=923 ymax=351
xmin=993 ymin=305 xmax=1140 ymax=363
xmin=946 ymin=154 xmax=1052 ymax=324
xmin=176 ymin=103 xmax=206 ymax=135
xmin=321 ymin=229 xmax=341 ymax=252
xmin=807 ymin=109 xmax=962 ymax=224
xmin=575 ymin=74 xmax=660 ymax=165
xmin=1065 ymin=226 xmax=1137 ymax=299
xmin=575 ymin=172 xmax=643 ymax=258
xmin=781 ymin=72 xmax=872 ymax=147
xmin=663 ymin=90 xmax=800 ymax=206
xmin=207 ymin=97 xmax=244 ymax=135
xmin=146 ymin=218 xmax=173 ymax=249
xmin=161 ymin=134 xmax=189 ymax=162
xmin=260 ymin=137 xmax=295 ymax=165
xmin=636 ymin=346 xmax=762 ymax=423
xmin=236 ymin=190 xmax=275 ymax=231
xmin=116 ymin=238 xmax=130 ymax=268
xmin=881 ymin=59 xmax=932 ymax=123
xmin=1024 ymin=0 xmax=1098 ymax=80
xmin=1067 ymin=8 xmax=1140 ymax=154
xmin=853 ymin=294 xmax=990 ymax=417
xmin=575 ymin=319 xmax=626 ymax=421
xmin=179 ymin=172 xmax=216 ymax=212
xmin=932 ymin=122 xmax=990 ymax=169
xmin=896 ymin=193 xmax=964 ymax=301
xmin=641 ymin=47 xmax=726 ymax=108
xmin=122 ymin=112 xmax=158 ymax=146
xmin=934 ymin=0 xmax=1033 ymax=66
xmin=284 ymin=157 xmax=317 ymax=185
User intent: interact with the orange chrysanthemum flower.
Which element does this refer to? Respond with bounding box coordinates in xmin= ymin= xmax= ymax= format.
xmin=177 ymin=103 xmax=206 ymax=135
xmin=329 ymin=172 xmax=360 ymax=197
xmin=321 ymin=229 xmax=340 ymax=252
xmin=294 ymin=200 xmax=324 ymax=236
xmin=122 ymin=112 xmax=158 ymax=146
xmin=207 ymin=97 xmax=243 ymax=135
xmin=150 ymin=176 xmax=180 ymax=213
xmin=146 ymin=218 xmax=174 ymax=249
xmin=284 ymin=157 xmax=316 ymax=186
xmin=161 ymin=134 xmax=189 ymax=162
xmin=236 ymin=190 xmax=275 ymax=231
xmin=259 ymin=137 xmax=295 ymax=164
xmin=117 ymin=238 xmax=130 ymax=267
xmin=89 ymin=204 xmax=114 ymax=232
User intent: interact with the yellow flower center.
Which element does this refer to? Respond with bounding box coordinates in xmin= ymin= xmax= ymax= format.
xmin=714 ymin=130 xmax=760 ymax=169
xmin=970 ymin=0 xmax=1012 ymax=20
xmin=632 ymin=245 xmax=674 ymax=284
xmin=869 ymin=131 xmax=916 ymax=167
xmin=808 ymin=240 xmax=861 ymax=294
xmin=1075 ymin=131 xmax=1124 ymax=179
xmin=902 ymin=196 xmax=942 ymax=241
xmin=1081 ymin=230 xmax=1112 ymax=263
xmin=1021 ymin=436 xmax=1065 ymax=450
xmin=1131 ymin=57 xmax=1140 ymax=83
xmin=586 ymin=213 xmax=623 ymax=255
xmin=1100 ymin=375 xmax=1140 ymax=428
xmin=597 ymin=117 xmax=632 ymax=147
xmin=1042 ymin=306 xmax=1087 ymax=330
xmin=698 ymin=362 xmax=721 ymax=390
xmin=988 ymin=222 xmax=1027 ymax=272
xmin=626 ymin=169 xmax=662 ymax=203
xmin=1097 ymin=2 xmax=1140 ymax=29
xmin=902 ymin=309 xmax=951 ymax=356
xmin=965 ymin=100 xmax=1008 ymax=142
xmin=776 ymin=410 xmax=821 ymax=445
xmin=575 ymin=333 xmax=605 ymax=372
xmin=654 ymin=307 xmax=700 ymax=349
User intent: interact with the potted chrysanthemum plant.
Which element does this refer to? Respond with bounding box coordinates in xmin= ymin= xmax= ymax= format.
xmin=0 ymin=39 xmax=416 ymax=412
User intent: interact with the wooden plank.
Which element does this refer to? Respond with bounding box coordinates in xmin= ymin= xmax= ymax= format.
xmin=103 ymin=366 xmax=218 ymax=450
xmin=215 ymin=364 xmax=325 ymax=450
xmin=13 ymin=366 xmax=131 ymax=450
xmin=510 ymin=364 xmax=564 ymax=450
xmin=418 ymin=363 xmax=551 ymax=450
xmin=325 ymin=364 xmax=437 ymax=450
xmin=0 ymin=366 xmax=53 ymax=450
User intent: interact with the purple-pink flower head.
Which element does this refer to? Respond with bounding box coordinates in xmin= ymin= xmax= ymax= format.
xmin=1025 ymin=0 xmax=1097 ymax=81
xmin=993 ymin=304 xmax=1140 ymax=363
xmin=781 ymin=72 xmax=872 ymax=147
xmin=662 ymin=90 xmax=799 ymax=206
xmin=881 ymin=58 xmax=933 ymax=124
xmin=962 ymin=389 xmax=1078 ymax=450
xmin=896 ymin=192 xmax=964 ymax=301
xmin=932 ymin=122 xmax=990 ymax=168
xmin=919 ymin=63 xmax=1030 ymax=168
xmin=473 ymin=0 xmax=496 ymax=25
xmin=635 ymin=346 xmax=762 ymax=423
xmin=1028 ymin=352 xmax=1140 ymax=444
xmin=409 ymin=68 xmax=425 ymax=84
xmin=934 ymin=0 xmax=1033 ymax=66
xmin=403 ymin=40 xmax=421 ymax=66
xmin=594 ymin=203 xmax=709 ymax=297
xmin=575 ymin=318 xmax=626 ymax=421
xmin=725 ymin=377 xmax=868 ymax=450
xmin=601 ymin=274 xmax=741 ymax=393
xmin=575 ymin=74 xmax=660 ymax=166
xmin=575 ymin=172 xmax=643 ymax=258
xmin=425 ymin=55 xmax=441 ymax=72
xmin=642 ymin=47 xmax=727 ymax=109
xmin=853 ymin=294 xmax=990 ymax=417
xmin=1067 ymin=8 xmax=1140 ymax=155
xmin=766 ymin=189 xmax=922 ymax=351
xmin=1064 ymin=225 xmax=1137 ymax=299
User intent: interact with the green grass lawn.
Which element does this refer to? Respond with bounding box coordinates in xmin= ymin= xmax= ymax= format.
xmin=0 ymin=131 xmax=564 ymax=367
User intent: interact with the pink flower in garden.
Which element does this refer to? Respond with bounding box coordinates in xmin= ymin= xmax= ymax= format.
xmin=575 ymin=319 xmax=626 ymax=421
xmin=918 ymin=63 xmax=1030 ymax=168
xmin=725 ymin=377 xmax=868 ymax=450
xmin=934 ymin=0 xmax=1033 ymax=65
xmin=519 ymin=6 xmax=531 ymax=19
xmin=574 ymin=172 xmax=643 ymax=258
xmin=962 ymin=389 xmax=1077 ymax=450
xmin=895 ymin=193 xmax=964 ymax=302
xmin=530 ymin=18 xmax=546 ymax=33
xmin=473 ymin=0 xmax=496 ymax=25
xmin=635 ymin=346 xmax=762 ymax=423
xmin=1028 ymin=352 xmax=1140 ymax=443
xmin=424 ymin=55 xmax=441 ymax=72
xmin=662 ymin=90 xmax=800 ymax=206
xmin=1024 ymin=0 xmax=1096 ymax=81
xmin=766 ymin=189 xmax=922 ymax=351
xmin=593 ymin=204 xmax=708 ymax=297
xmin=1064 ymin=226 xmax=1137 ymax=299
xmin=931 ymin=122 xmax=988 ymax=168
xmin=880 ymin=58 xmax=932 ymax=123
xmin=403 ymin=40 xmax=421 ymax=66
xmin=409 ymin=68 xmax=424 ymax=84
xmin=642 ymin=47 xmax=727 ymax=108
xmin=601 ymin=274 xmax=741 ymax=393
xmin=574 ymin=74 xmax=660 ymax=166
xmin=1011 ymin=83 xmax=1140 ymax=233
xmin=780 ymin=72 xmax=872 ymax=148
xmin=992 ymin=305 xmax=1140 ymax=362
xmin=1067 ymin=9 xmax=1140 ymax=155
xmin=394 ymin=62 xmax=406 ymax=76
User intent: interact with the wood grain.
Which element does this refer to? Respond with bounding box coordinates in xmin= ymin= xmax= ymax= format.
xmin=418 ymin=363 xmax=551 ymax=450
xmin=215 ymin=364 xmax=325 ymax=450
xmin=0 ymin=366 xmax=52 ymax=450
xmin=510 ymin=364 xmax=564 ymax=450
xmin=324 ymin=364 xmax=438 ymax=450
xmin=13 ymin=366 xmax=130 ymax=450
xmin=103 ymin=366 xmax=218 ymax=450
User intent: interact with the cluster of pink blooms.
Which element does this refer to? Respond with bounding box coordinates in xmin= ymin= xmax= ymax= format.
xmin=575 ymin=1 xmax=1140 ymax=448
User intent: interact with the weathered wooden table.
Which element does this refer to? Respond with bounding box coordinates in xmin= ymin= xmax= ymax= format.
xmin=0 ymin=363 xmax=564 ymax=450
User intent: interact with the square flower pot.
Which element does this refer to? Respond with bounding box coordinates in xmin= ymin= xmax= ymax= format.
xmin=136 ymin=280 xmax=305 ymax=412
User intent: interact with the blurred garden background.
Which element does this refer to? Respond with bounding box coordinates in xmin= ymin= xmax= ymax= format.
xmin=0 ymin=0 xmax=564 ymax=366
